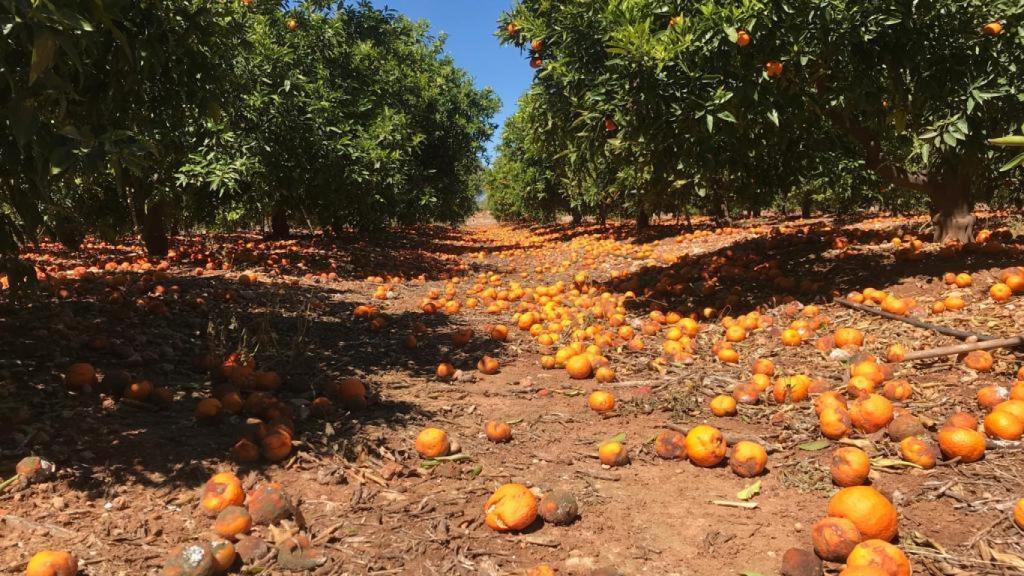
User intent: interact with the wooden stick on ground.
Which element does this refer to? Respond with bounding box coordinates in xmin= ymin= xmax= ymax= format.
xmin=897 ymin=334 xmax=1024 ymax=363
xmin=835 ymin=298 xmax=995 ymax=341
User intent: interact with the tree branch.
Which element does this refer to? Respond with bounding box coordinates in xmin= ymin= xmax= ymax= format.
xmin=825 ymin=108 xmax=932 ymax=194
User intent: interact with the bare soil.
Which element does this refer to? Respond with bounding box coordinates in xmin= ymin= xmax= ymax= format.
xmin=1 ymin=213 xmax=1023 ymax=575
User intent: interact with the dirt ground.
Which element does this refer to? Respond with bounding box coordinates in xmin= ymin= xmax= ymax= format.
xmin=1 ymin=212 xmax=1023 ymax=575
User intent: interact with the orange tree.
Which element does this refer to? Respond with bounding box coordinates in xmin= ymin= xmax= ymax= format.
xmin=2 ymin=0 xmax=498 ymax=263
xmin=1 ymin=0 xmax=246 ymax=257
xmin=497 ymin=0 xmax=1024 ymax=240
xmin=182 ymin=2 xmax=499 ymax=237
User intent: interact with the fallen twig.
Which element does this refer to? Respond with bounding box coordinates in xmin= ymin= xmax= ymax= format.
xmin=897 ymin=334 xmax=1024 ymax=363
xmin=0 ymin=474 xmax=19 ymax=493
xmin=836 ymin=298 xmax=995 ymax=341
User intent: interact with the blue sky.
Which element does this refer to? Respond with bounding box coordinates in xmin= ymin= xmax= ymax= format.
xmin=368 ymin=0 xmax=534 ymax=161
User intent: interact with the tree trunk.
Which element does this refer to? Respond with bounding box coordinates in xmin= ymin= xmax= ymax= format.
xmin=800 ymin=194 xmax=812 ymax=219
xmin=52 ymin=217 xmax=84 ymax=251
xmin=142 ymin=199 xmax=169 ymax=257
xmin=270 ymin=207 xmax=291 ymax=239
xmin=929 ymin=184 xmax=975 ymax=244
xmin=710 ymin=191 xmax=731 ymax=225
xmin=635 ymin=204 xmax=650 ymax=235
xmin=570 ymin=208 xmax=583 ymax=226
xmin=597 ymin=205 xmax=607 ymax=227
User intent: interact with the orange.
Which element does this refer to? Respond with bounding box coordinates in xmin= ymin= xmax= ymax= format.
xmin=489 ymin=324 xmax=509 ymax=341
xmin=983 ymin=21 xmax=1004 ymax=36
xmin=64 ymin=363 xmax=98 ymax=391
xmin=811 ymin=517 xmax=862 ymax=562
xmin=752 ymin=358 xmax=775 ymax=376
xmin=839 ymin=567 xmax=890 ymax=576
xmin=847 ymin=375 xmax=875 ymax=398
xmin=728 ymin=441 xmax=768 ymax=477
xmin=565 ymin=355 xmax=593 ymax=379
xmin=260 ymin=431 xmax=292 ymax=462
xmin=995 ymin=399 xmax=1024 ymax=422
xmin=815 ymin=390 xmax=847 ymax=415
xmin=484 ymin=420 xmax=512 ymax=443
xmin=990 ymin=283 xmax=1013 ymax=302
xmin=984 ymin=410 xmax=1023 ymax=440
xmin=954 ymin=272 xmax=972 ymax=287
xmin=716 ymin=347 xmax=739 ymax=363
xmin=880 ymin=296 xmax=908 ymax=316
xmin=654 ymin=430 xmax=687 ymax=460
xmin=595 ymin=366 xmax=616 ymax=383
xmin=477 ymin=355 xmax=500 ymax=375
xmin=943 ymin=295 xmax=965 ymax=310
xmin=685 ymin=425 xmax=727 ymax=467
xmin=898 ymin=437 xmax=937 ymax=469
xmin=588 ymin=391 xmax=615 ymax=413
xmin=231 ymin=438 xmax=260 ymax=463
xmin=710 ymin=394 xmax=737 ymax=417
xmin=780 ymin=328 xmax=802 ymax=346
xmin=834 ymin=328 xmax=864 ymax=348
xmin=436 ymin=362 xmax=456 ymax=381
xmin=974 ymin=385 xmax=1007 ymax=407
xmin=772 ymin=375 xmax=811 ymax=404
xmin=213 ymin=505 xmax=253 ymax=539
xmin=849 ymin=394 xmax=893 ymax=433
xmin=750 ymin=373 xmax=772 ymax=392
xmin=936 ymin=426 xmax=985 ymax=463
xmin=826 ymin=486 xmax=898 ymax=542
xmin=831 ymin=447 xmax=870 ymax=487
xmin=963 ymin=350 xmax=993 ymax=372
xmin=725 ymin=325 xmax=747 ymax=342
xmin=125 ymin=379 xmax=154 ymax=401
xmin=451 ymin=328 xmax=473 ymax=346
xmin=765 ymin=59 xmax=784 ymax=77
xmin=881 ymin=380 xmax=912 ymax=402
xmin=210 ymin=540 xmax=236 ymax=574
xmin=527 ymin=565 xmax=557 ymax=576
xmin=1011 ymin=382 xmax=1024 ymax=400
xmin=946 ymin=412 xmax=978 ymax=430
xmin=484 ymin=483 xmax=537 ymax=531
xmin=1015 ymin=498 xmax=1024 ymax=529
xmin=850 ymin=359 xmax=887 ymax=385
xmin=598 ymin=441 xmax=629 ymax=466
xmin=415 ymin=427 xmax=450 ymax=458
xmin=25 ymin=550 xmax=78 ymax=576
xmin=885 ymin=344 xmax=907 ymax=363
xmin=195 ymin=398 xmax=223 ymax=422
xmin=334 ymin=377 xmax=367 ymax=408
xmin=201 ymin=472 xmax=245 ymax=516
xmin=820 ymin=405 xmax=853 ymax=440
xmin=845 ymin=539 xmax=911 ymax=576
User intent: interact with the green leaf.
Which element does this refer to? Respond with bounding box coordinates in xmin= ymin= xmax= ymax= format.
xmin=602 ymin=432 xmax=627 ymax=446
xmin=767 ymin=109 xmax=779 ymax=127
xmin=989 ymin=135 xmax=1024 ymax=147
xmin=724 ymin=26 xmax=738 ymax=43
xmin=30 ymin=31 xmax=58 ymax=85
xmin=736 ymin=479 xmax=761 ymax=501
xmin=717 ymin=111 xmax=736 ymax=123
xmin=999 ymin=151 xmax=1024 ymax=172
xmin=798 ymin=439 xmax=830 ymax=451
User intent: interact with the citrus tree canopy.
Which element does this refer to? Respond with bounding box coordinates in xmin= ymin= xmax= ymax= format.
xmin=0 ymin=0 xmax=498 ymax=259
xmin=493 ymin=0 xmax=1024 ymax=240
